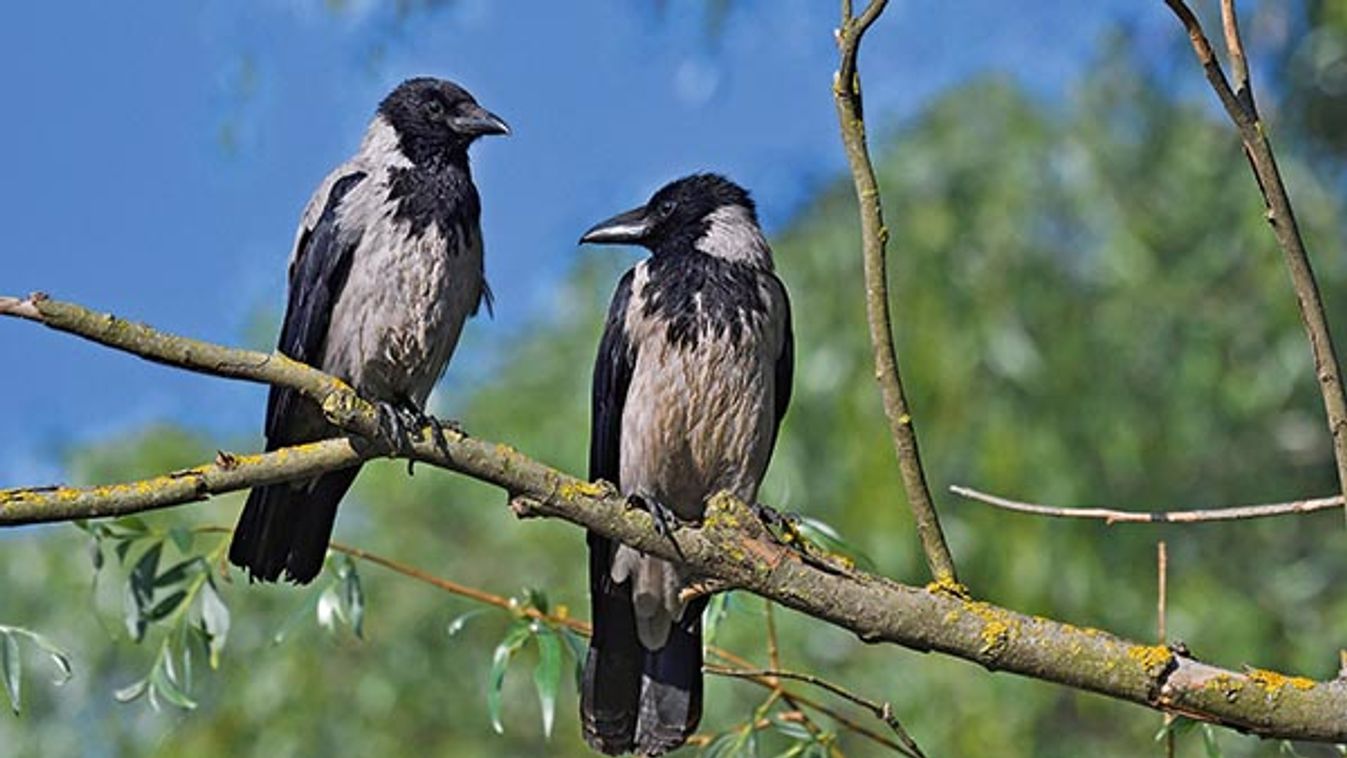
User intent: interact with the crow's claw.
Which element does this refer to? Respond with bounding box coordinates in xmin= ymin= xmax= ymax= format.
xmin=376 ymin=400 xmax=421 ymax=457
xmin=627 ymin=493 xmax=682 ymax=546
xmin=425 ymin=415 xmax=464 ymax=457
xmin=752 ymin=502 xmax=799 ymax=531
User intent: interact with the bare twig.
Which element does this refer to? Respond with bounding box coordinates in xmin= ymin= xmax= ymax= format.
xmin=1158 ymin=542 xmax=1174 ymax=758
xmin=766 ymin=600 xmax=782 ymax=676
xmin=950 ymin=485 xmax=1343 ymax=525
xmin=3 ymin=295 xmax=1346 ymax=741
xmin=1164 ymin=0 xmax=1347 ymax=519
xmin=833 ymin=0 xmax=958 ymax=583
xmin=707 ymin=667 xmax=927 ymax=758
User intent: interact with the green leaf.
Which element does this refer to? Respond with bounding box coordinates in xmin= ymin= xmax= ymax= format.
xmin=113 ymin=677 xmax=149 ymax=704
xmin=150 ymin=653 xmax=197 ymax=711
xmin=487 ymin=620 xmax=532 ymax=734
xmin=1201 ymin=724 xmax=1223 ymax=758
xmin=200 ymin=580 xmax=230 ymax=669
xmin=771 ymin=716 xmax=813 ymax=741
xmin=88 ymin=536 xmax=104 ymax=573
xmin=340 ymin=557 xmax=365 ymax=639
xmin=112 ymin=538 xmax=136 ymax=565
xmin=143 ymin=591 xmax=188 ymax=623
xmin=524 ymin=587 xmax=550 ymax=614
xmin=1155 ymin=716 xmax=1197 ymax=741
xmin=558 ymin=627 xmax=587 ymax=688
xmin=111 ymin=516 xmax=151 ymax=536
xmin=153 ymin=557 xmax=203 ymax=589
xmin=272 ymin=591 xmax=321 ymax=645
xmin=9 ymin=630 xmax=72 ymax=685
xmin=703 ymin=592 xmax=731 ymax=647
xmin=533 ymin=630 xmax=562 ymax=739
xmin=168 ymin=527 xmax=194 ymax=554
xmin=446 ymin=609 xmax=486 ymax=638
xmin=796 ymin=517 xmax=876 ymax=571
xmin=125 ymin=542 xmax=164 ymax=640
xmin=702 ymin=731 xmax=739 ymax=758
xmin=1 ymin=632 xmax=20 ymax=715
xmin=316 ymin=585 xmax=342 ymax=633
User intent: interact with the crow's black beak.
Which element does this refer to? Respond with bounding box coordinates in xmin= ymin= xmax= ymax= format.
xmin=451 ymin=104 xmax=511 ymax=137
xmin=579 ymin=206 xmax=652 ymax=245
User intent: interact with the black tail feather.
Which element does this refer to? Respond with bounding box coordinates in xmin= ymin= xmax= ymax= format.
xmin=582 ymin=532 xmax=643 ymax=755
xmin=228 ymin=467 xmax=360 ymax=584
xmin=581 ymin=531 xmax=706 ymax=756
xmin=635 ymin=596 xmax=706 ymax=756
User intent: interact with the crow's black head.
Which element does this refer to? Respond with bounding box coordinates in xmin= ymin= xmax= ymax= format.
xmin=580 ymin=173 xmax=761 ymax=259
xmin=378 ymin=77 xmax=509 ymax=165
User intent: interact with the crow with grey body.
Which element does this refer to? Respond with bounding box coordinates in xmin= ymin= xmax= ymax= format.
xmin=229 ymin=77 xmax=508 ymax=584
xmin=578 ymin=174 xmax=794 ymax=756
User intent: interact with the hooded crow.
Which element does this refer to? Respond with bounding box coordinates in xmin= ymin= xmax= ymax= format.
xmin=228 ymin=77 xmax=509 ymax=584
xmin=578 ymin=173 xmax=794 ymax=755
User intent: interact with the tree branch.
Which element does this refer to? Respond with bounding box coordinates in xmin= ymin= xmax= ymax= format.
xmin=832 ymin=0 xmax=959 ymax=583
xmin=3 ymin=295 xmax=1346 ymax=741
xmin=949 ymin=485 xmax=1344 ymax=525
xmin=1163 ymin=0 xmax=1347 ymax=518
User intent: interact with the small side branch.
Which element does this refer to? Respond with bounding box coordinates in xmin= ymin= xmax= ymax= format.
xmin=2 ymin=440 xmax=368 ymax=525
xmin=949 ymin=486 xmax=1343 ymax=525
xmin=833 ymin=0 xmax=958 ymax=583
xmin=1163 ymin=0 xmax=1347 ymax=517
xmin=707 ymin=667 xmax=927 ymax=758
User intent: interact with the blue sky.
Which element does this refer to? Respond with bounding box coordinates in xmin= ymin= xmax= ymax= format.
xmin=0 ymin=0 xmax=1158 ymax=484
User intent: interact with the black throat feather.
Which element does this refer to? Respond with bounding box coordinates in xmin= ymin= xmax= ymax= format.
xmin=641 ymin=249 xmax=767 ymax=350
xmin=387 ymin=158 xmax=481 ymax=248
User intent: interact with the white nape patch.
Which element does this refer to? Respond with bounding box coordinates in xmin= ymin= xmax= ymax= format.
xmin=356 ymin=114 xmax=413 ymax=169
xmin=694 ymin=206 xmax=772 ymax=267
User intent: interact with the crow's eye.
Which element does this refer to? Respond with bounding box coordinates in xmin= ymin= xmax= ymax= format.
xmin=423 ymin=98 xmax=445 ymax=117
xmin=657 ymin=200 xmax=677 ymax=218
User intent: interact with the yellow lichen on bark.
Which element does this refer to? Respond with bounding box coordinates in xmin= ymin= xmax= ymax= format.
xmin=1248 ymin=668 xmax=1316 ymax=694
xmin=1127 ymin=645 xmax=1174 ymax=677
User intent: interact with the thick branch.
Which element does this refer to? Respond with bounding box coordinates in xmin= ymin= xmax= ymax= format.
xmin=3 ymin=295 xmax=1346 ymax=741
xmin=1163 ymin=0 xmax=1347 ymax=514
xmin=832 ymin=0 xmax=958 ymax=583
xmin=950 ymin=486 xmax=1344 ymax=525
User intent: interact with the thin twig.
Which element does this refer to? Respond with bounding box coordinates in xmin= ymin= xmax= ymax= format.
xmin=1219 ymin=0 xmax=1253 ymax=112
xmin=766 ymin=600 xmax=782 ymax=678
xmin=1164 ymin=0 xmax=1347 ymax=521
xmin=833 ymin=0 xmax=958 ymax=583
xmin=950 ymin=485 xmax=1342 ymax=524
xmin=707 ymin=667 xmax=927 ymax=758
xmin=1158 ymin=542 xmax=1174 ymax=758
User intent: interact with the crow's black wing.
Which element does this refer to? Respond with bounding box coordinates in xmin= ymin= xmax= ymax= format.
xmin=587 ymin=268 xmax=635 ymax=483
xmin=229 ymin=170 xmax=367 ymax=584
xmin=581 ymin=269 xmax=642 ymax=755
xmin=770 ymin=275 xmax=794 ymax=450
xmin=264 ymin=171 xmax=367 ymax=445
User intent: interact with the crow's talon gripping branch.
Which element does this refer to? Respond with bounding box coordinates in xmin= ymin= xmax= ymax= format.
xmin=752 ymin=502 xmax=853 ymax=576
xmin=425 ymin=415 xmax=464 ymax=457
xmin=626 ymin=493 xmax=683 ymax=548
xmin=752 ymin=501 xmax=800 ymax=532
xmin=376 ymin=401 xmax=411 ymax=454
